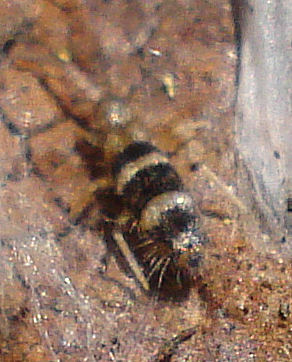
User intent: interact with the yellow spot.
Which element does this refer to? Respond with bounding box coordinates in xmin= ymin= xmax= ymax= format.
xmin=56 ymin=48 xmax=72 ymax=63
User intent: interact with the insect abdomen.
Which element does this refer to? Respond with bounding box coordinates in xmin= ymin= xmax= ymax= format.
xmin=114 ymin=142 xmax=183 ymax=213
xmin=113 ymin=141 xmax=204 ymax=298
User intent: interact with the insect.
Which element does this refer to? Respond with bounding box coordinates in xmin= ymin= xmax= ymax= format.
xmin=73 ymin=101 xmax=206 ymax=300
xmin=109 ymin=139 xmax=206 ymax=299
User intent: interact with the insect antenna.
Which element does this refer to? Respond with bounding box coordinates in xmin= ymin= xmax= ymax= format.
xmin=176 ymin=269 xmax=182 ymax=286
xmin=147 ymin=256 xmax=167 ymax=281
xmin=149 ymin=256 xmax=159 ymax=268
xmin=158 ymin=257 xmax=171 ymax=289
xmin=134 ymin=238 xmax=156 ymax=250
xmin=143 ymin=246 xmax=160 ymax=262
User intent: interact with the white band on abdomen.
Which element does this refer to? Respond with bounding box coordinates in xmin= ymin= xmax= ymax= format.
xmin=116 ymin=152 xmax=169 ymax=195
xmin=139 ymin=191 xmax=194 ymax=231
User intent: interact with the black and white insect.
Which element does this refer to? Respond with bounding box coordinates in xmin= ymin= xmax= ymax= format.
xmin=108 ymin=140 xmax=206 ymax=299
xmin=72 ymin=100 xmax=206 ymax=299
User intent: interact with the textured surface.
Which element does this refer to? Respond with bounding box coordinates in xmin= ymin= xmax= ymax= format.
xmin=234 ymin=0 xmax=292 ymax=245
xmin=0 ymin=0 xmax=291 ymax=361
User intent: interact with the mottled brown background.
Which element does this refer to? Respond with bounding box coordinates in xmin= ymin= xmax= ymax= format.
xmin=0 ymin=0 xmax=291 ymax=361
